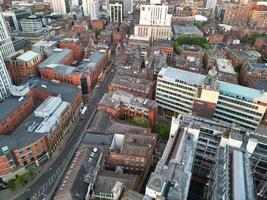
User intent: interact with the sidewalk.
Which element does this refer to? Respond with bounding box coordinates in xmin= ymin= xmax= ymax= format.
xmin=0 ymin=120 xmax=78 ymax=200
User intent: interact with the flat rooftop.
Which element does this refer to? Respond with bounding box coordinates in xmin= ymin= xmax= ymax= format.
xmin=38 ymin=49 xmax=72 ymax=68
xmin=110 ymin=75 xmax=153 ymax=94
xmin=32 ymin=40 xmax=58 ymax=48
xmin=245 ymin=63 xmax=267 ymax=73
xmin=250 ymin=78 xmax=267 ymax=91
xmin=16 ymin=51 xmax=40 ymax=62
xmin=99 ymin=92 xmax=158 ymax=111
xmin=219 ymin=81 xmax=267 ymax=102
xmin=172 ymin=25 xmax=203 ymax=36
xmin=158 ymin=67 xmax=206 ymax=86
xmin=129 ymin=35 xmax=150 ymax=42
xmin=216 ymin=58 xmax=236 ymax=75
xmin=154 ymin=39 xmax=173 ymax=48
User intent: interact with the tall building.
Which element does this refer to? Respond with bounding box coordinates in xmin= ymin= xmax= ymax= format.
xmin=204 ymin=0 xmax=217 ymax=13
xmin=82 ymin=0 xmax=100 ymax=20
xmin=0 ymin=11 xmax=15 ymax=58
xmin=123 ymin=0 xmax=133 ymax=15
xmin=134 ymin=2 xmax=172 ymax=41
xmin=51 ymin=0 xmax=70 ymax=14
xmin=155 ymin=67 xmax=267 ymax=130
xmin=110 ymin=2 xmax=123 ymax=22
xmin=0 ymin=52 xmax=11 ymax=101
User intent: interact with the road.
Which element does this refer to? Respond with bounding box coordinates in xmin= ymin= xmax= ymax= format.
xmin=17 ymin=64 xmax=115 ymax=200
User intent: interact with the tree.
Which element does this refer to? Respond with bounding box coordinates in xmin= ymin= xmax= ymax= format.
xmin=7 ymin=180 xmax=16 ymax=190
xmin=28 ymin=169 xmax=35 ymax=179
xmin=17 ymin=175 xmax=26 ymax=186
xmin=130 ymin=116 xmax=150 ymax=128
xmin=174 ymin=35 xmax=211 ymax=50
xmin=153 ymin=123 xmax=170 ymax=140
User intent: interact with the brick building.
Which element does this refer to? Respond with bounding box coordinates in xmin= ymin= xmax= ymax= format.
xmin=59 ymin=38 xmax=82 ymax=60
xmin=204 ymin=48 xmax=226 ymax=69
xmin=222 ymin=4 xmax=251 ymax=25
xmin=216 ymin=58 xmax=238 ymax=84
xmin=254 ymin=37 xmax=267 ymax=58
xmin=39 ymin=50 xmax=107 ymax=94
xmin=0 ymin=78 xmax=82 ymax=177
xmin=108 ymin=75 xmax=154 ymax=99
xmin=4 ymin=51 xmax=43 ymax=85
xmin=181 ymin=45 xmax=204 ymax=58
xmin=226 ymin=49 xmax=261 ymax=67
xmin=153 ymin=39 xmax=173 ymax=64
xmin=97 ymin=92 xmax=158 ymax=128
xmin=91 ymin=19 xmax=104 ymax=30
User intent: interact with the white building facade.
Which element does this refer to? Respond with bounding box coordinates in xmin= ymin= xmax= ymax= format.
xmin=0 ymin=11 xmax=15 ymax=58
xmin=0 ymin=52 xmax=12 ymax=101
xmin=82 ymin=0 xmax=100 ymax=20
xmin=110 ymin=3 xmax=123 ymax=22
xmin=51 ymin=0 xmax=67 ymax=14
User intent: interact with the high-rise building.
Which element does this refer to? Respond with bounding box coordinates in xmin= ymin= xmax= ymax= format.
xmin=51 ymin=0 xmax=70 ymax=14
xmin=123 ymin=0 xmax=133 ymax=15
xmin=204 ymin=0 xmax=218 ymax=13
xmin=134 ymin=2 xmax=172 ymax=41
xmin=110 ymin=2 xmax=123 ymax=22
xmin=82 ymin=0 xmax=100 ymax=20
xmin=0 ymin=11 xmax=15 ymax=58
xmin=0 ymin=52 xmax=12 ymax=101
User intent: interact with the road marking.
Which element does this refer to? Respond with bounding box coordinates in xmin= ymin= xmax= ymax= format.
xmin=48 ymin=176 xmax=54 ymax=184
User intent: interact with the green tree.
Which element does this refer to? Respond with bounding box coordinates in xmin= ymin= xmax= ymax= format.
xmin=28 ymin=169 xmax=35 ymax=179
xmin=130 ymin=116 xmax=150 ymax=128
xmin=174 ymin=36 xmax=211 ymax=50
xmin=7 ymin=180 xmax=16 ymax=190
xmin=17 ymin=175 xmax=26 ymax=186
xmin=153 ymin=123 xmax=170 ymax=140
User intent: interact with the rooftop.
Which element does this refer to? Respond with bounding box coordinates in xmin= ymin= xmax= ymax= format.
xmin=16 ymin=51 xmax=40 ymax=62
xmin=110 ymin=75 xmax=153 ymax=94
xmin=218 ymin=81 xmax=267 ymax=102
xmin=129 ymin=35 xmax=150 ymax=42
xmin=250 ymin=78 xmax=267 ymax=91
xmin=216 ymin=58 xmax=236 ymax=75
xmin=158 ymin=67 xmax=206 ymax=86
xmin=99 ymin=92 xmax=158 ymax=111
xmin=245 ymin=63 xmax=267 ymax=73
xmin=154 ymin=39 xmax=173 ymax=48
xmin=172 ymin=25 xmax=203 ymax=36
xmin=38 ymin=49 xmax=73 ymax=68
xmin=32 ymin=40 xmax=58 ymax=48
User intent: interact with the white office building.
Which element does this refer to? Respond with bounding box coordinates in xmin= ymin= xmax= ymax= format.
xmin=139 ymin=4 xmax=171 ymax=26
xmin=156 ymin=67 xmax=267 ymax=131
xmin=0 ymin=11 xmax=15 ymax=58
xmin=51 ymin=0 xmax=67 ymax=14
xmin=134 ymin=2 xmax=172 ymax=41
xmin=110 ymin=3 xmax=123 ymax=22
xmin=205 ymin=0 xmax=218 ymax=13
xmin=0 ymin=52 xmax=12 ymax=101
xmin=82 ymin=0 xmax=100 ymax=20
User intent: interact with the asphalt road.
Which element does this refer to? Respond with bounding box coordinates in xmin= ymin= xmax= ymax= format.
xmin=16 ymin=64 xmax=115 ymax=200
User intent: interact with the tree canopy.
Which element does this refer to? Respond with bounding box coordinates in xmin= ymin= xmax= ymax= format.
xmin=130 ymin=116 xmax=150 ymax=128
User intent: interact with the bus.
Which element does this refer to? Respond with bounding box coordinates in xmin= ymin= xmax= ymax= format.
xmin=80 ymin=106 xmax=87 ymax=119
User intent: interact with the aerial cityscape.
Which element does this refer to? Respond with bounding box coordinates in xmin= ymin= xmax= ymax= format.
xmin=0 ymin=0 xmax=267 ymax=199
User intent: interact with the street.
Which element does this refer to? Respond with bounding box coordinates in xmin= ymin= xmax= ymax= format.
xmin=16 ymin=63 xmax=115 ymax=200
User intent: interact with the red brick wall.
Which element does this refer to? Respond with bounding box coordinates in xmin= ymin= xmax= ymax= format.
xmin=59 ymin=41 xmax=81 ymax=61
xmin=91 ymin=20 xmax=104 ymax=30
xmin=0 ymin=97 xmax=35 ymax=135
xmin=0 ymin=155 xmax=13 ymax=176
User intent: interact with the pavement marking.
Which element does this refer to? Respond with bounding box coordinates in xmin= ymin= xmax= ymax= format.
xmin=48 ymin=176 xmax=54 ymax=184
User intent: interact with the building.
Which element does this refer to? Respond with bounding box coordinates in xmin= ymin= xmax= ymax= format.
xmin=172 ymin=25 xmax=203 ymax=39
xmin=207 ymin=145 xmax=256 ymax=200
xmin=59 ymin=38 xmax=82 ymax=60
xmin=110 ymin=2 xmax=123 ymax=22
xmin=82 ymin=0 xmax=100 ymax=20
xmin=216 ymin=58 xmax=237 ymax=84
xmin=134 ymin=2 xmax=172 ymax=41
xmin=0 ymin=52 xmax=12 ymax=101
xmin=139 ymin=3 xmax=171 ymax=26
xmin=153 ymin=39 xmax=173 ymax=64
xmin=146 ymin=49 xmax=167 ymax=80
xmin=123 ymin=0 xmax=133 ymax=15
xmin=156 ymin=67 xmax=267 ymax=130
xmin=204 ymin=48 xmax=226 ymax=69
xmin=38 ymin=50 xmax=107 ymax=94
xmin=0 ymin=11 xmax=15 ymax=58
xmin=156 ymin=67 xmax=206 ymax=115
xmin=146 ymin=116 xmax=197 ymax=200
xmin=221 ymin=3 xmax=251 ymax=25
xmin=31 ymin=40 xmax=59 ymax=58
xmin=4 ymin=51 xmax=43 ymax=85
xmin=129 ymin=35 xmax=150 ymax=47
xmin=0 ymin=78 xmax=82 ymax=177
xmin=54 ymin=109 xmax=157 ymax=199
xmin=255 ymin=37 xmax=267 ymax=58
xmin=11 ymin=37 xmax=29 ymax=52
xmin=51 ymin=0 xmax=69 ymax=14
xmin=250 ymin=2 xmax=267 ymax=28
xmin=97 ymin=92 xmax=158 ymax=127
xmin=108 ymin=75 xmax=154 ymax=99
xmin=227 ymin=49 xmax=261 ymax=67
xmin=204 ymin=0 xmax=217 ymax=13
xmin=175 ymin=55 xmax=204 ymax=74
xmin=246 ymin=137 xmax=267 ymax=199
xmin=20 ymin=15 xmax=44 ymax=33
